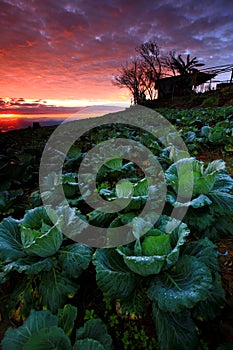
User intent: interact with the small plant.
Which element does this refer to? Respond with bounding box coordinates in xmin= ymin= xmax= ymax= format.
xmin=83 ymin=309 xmax=97 ymax=321
xmin=121 ymin=323 xmax=158 ymax=350
xmin=103 ymin=298 xmax=157 ymax=350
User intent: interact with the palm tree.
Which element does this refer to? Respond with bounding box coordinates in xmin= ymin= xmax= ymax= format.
xmin=170 ymin=54 xmax=205 ymax=75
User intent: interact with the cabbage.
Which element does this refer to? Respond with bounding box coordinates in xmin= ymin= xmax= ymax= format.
xmin=116 ymin=216 xmax=190 ymax=276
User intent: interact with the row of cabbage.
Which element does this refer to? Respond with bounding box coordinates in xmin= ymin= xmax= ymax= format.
xmin=161 ymin=106 xmax=233 ymax=153
xmin=0 ymin=114 xmax=233 ymax=349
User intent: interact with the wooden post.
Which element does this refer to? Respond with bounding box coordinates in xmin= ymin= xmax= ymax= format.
xmin=230 ymin=68 xmax=233 ymax=83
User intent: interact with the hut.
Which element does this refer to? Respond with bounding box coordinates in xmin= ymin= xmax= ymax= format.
xmin=155 ymin=72 xmax=216 ymax=99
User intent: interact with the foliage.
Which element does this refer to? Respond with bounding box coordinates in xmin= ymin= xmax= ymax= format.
xmin=0 ymin=207 xmax=93 ymax=315
xmin=169 ymin=54 xmax=205 ymax=76
xmin=121 ymin=322 xmax=158 ymax=350
xmin=1 ymin=305 xmax=112 ymax=350
xmin=160 ymin=106 xmax=233 ymax=154
xmin=103 ymin=298 xmax=158 ymax=350
xmin=116 ymin=216 xmax=189 ymax=276
xmin=0 ymin=107 xmax=233 ymax=349
xmin=165 ymin=158 xmax=233 ymax=239
xmin=93 ymin=225 xmax=225 ymax=349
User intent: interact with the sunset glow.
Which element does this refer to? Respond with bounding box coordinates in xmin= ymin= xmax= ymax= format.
xmin=44 ymin=98 xmax=130 ymax=108
xmin=0 ymin=114 xmax=15 ymax=118
xmin=0 ymin=0 xmax=233 ymax=117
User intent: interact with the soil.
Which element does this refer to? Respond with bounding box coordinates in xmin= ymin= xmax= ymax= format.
xmin=217 ymin=238 xmax=233 ymax=343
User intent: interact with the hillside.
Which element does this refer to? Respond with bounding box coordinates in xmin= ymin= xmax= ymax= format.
xmin=143 ymin=85 xmax=233 ymax=109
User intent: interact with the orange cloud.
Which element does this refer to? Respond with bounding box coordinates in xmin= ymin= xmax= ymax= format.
xmin=0 ymin=0 xmax=232 ymax=106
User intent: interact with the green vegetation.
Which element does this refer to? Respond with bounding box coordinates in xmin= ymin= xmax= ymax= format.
xmin=2 ymin=305 xmax=112 ymax=350
xmin=0 ymin=106 xmax=233 ymax=349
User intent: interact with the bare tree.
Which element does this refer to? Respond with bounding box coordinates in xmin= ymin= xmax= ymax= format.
xmin=113 ymin=58 xmax=146 ymax=104
xmin=136 ymin=40 xmax=165 ymax=81
xmin=113 ymin=40 xmax=164 ymax=104
xmin=140 ymin=61 xmax=157 ymax=100
xmin=163 ymin=50 xmax=177 ymax=76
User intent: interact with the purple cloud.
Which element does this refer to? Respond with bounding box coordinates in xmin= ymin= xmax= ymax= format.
xmin=0 ymin=0 xmax=232 ymax=102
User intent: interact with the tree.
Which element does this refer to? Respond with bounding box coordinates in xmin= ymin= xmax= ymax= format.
xmin=169 ymin=54 xmax=205 ymax=75
xmin=113 ymin=40 xmax=164 ymax=104
xmin=140 ymin=61 xmax=157 ymax=100
xmin=113 ymin=58 xmax=146 ymax=104
xmin=113 ymin=41 xmax=206 ymax=104
xmin=163 ymin=50 xmax=177 ymax=76
xmin=136 ymin=40 xmax=164 ymax=81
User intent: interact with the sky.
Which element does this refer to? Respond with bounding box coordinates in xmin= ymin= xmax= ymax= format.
xmin=0 ymin=0 xmax=233 ymax=112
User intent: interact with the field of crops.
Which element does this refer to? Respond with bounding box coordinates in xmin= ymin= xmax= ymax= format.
xmin=0 ymin=106 xmax=233 ymax=350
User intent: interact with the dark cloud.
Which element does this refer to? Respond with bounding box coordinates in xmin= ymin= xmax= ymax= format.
xmin=0 ymin=97 xmax=82 ymax=114
xmin=0 ymin=0 xmax=232 ymax=103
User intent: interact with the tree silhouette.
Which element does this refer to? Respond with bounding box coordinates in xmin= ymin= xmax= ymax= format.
xmin=113 ymin=42 xmax=206 ymax=103
xmin=113 ymin=40 xmax=164 ymax=104
xmin=136 ymin=40 xmax=164 ymax=81
xmin=113 ymin=58 xmax=145 ymax=104
xmin=170 ymin=54 xmax=205 ymax=75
